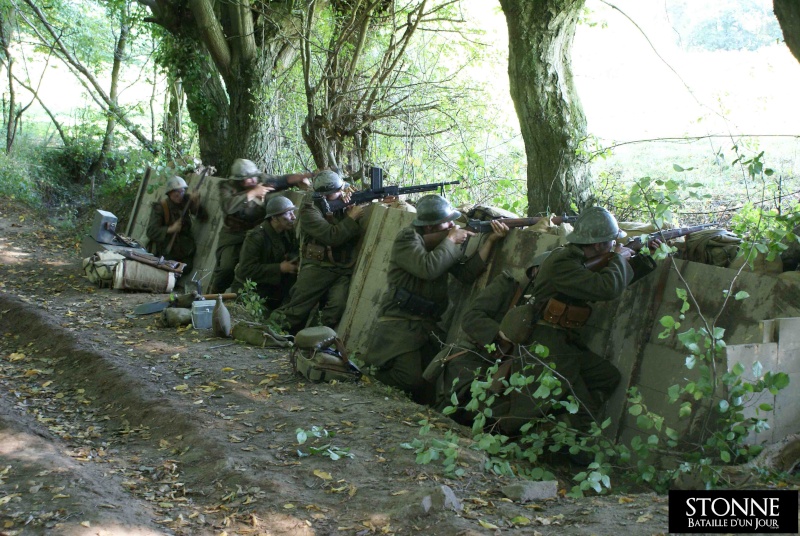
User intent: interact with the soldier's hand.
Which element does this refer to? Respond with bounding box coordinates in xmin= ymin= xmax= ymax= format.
xmin=247 ymin=183 xmax=273 ymax=202
xmin=615 ymin=244 xmax=634 ymax=260
xmin=167 ymin=220 xmax=182 ymax=234
xmin=280 ymin=259 xmax=299 ymax=274
xmin=648 ymin=237 xmax=664 ymax=253
xmin=346 ymin=204 xmax=365 ymax=221
xmin=446 ymin=227 xmax=474 ymax=245
xmin=297 ymin=177 xmax=312 ymax=190
xmin=341 ymin=191 xmax=353 ymax=204
xmin=488 ymin=220 xmax=509 ymax=241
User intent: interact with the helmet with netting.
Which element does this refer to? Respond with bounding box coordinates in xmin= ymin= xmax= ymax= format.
xmin=265 ymin=195 xmax=297 ymax=218
xmin=230 ymin=159 xmax=261 ymax=180
xmin=412 ymin=195 xmax=460 ymax=226
xmin=566 ymin=206 xmax=626 ymax=244
xmin=313 ymin=171 xmax=344 ymax=193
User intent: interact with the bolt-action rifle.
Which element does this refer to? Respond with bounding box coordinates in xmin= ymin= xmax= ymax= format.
xmin=421 ymin=214 xmax=579 ymax=251
xmin=584 ymin=223 xmax=717 ymax=271
xmin=165 ymin=165 xmax=215 ymax=255
xmin=317 ymin=166 xmax=459 ymax=213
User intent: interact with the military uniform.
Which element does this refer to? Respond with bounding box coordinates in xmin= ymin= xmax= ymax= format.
xmin=232 ymin=221 xmax=299 ymax=310
xmin=441 ymin=243 xmax=653 ymax=435
xmin=269 ymin=193 xmax=361 ymax=333
xmin=209 ymin=174 xmax=295 ymax=293
xmin=146 ymin=196 xmax=206 ymax=277
xmin=363 ymin=226 xmax=488 ymax=403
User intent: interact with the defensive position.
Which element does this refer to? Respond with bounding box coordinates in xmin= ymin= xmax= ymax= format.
xmin=269 ymin=171 xmax=364 ymax=334
xmin=208 ymin=158 xmax=313 ymax=293
xmin=363 ymin=194 xmax=507 ymax=404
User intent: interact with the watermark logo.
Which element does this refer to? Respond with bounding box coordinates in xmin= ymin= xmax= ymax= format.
xmin=669 ymin=490 xmax=798 ymax=533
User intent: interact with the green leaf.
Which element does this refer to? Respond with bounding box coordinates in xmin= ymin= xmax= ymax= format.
xmin=628 ymin=404 xmax=643 ymax=416
xmin=718 ymin=400 xmax=729 ymax=412
xmin=673 ymin=164 xmax=684 ymax=172
xmin=636 ymin=414 xmax=654 ymax=430
xmin=734 ymin=291 xmax=750 ymax=301
xmin=660 ymin=316 xmax=675 ymax=328
xmin=720 ymin=450 xmax=731 ymax=463
xmin=758 ymin=403 xmax=773 ymax=411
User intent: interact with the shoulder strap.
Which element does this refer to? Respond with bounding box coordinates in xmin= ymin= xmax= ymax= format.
xmin=161 ymin=199 xmax=171 ymax=226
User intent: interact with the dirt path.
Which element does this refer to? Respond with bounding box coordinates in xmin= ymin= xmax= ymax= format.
xmin=0 ymin=204 xmax=675 ymax=535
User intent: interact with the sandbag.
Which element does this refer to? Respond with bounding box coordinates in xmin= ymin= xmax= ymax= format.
xmin=682 ymin=229 xmax=742 ymax=268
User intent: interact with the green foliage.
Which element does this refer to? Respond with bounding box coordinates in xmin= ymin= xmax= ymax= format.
xmin=296 ymin=426 xmax=354 ymax=461
xmin=237 ymin=280 xmax=267 ymax=322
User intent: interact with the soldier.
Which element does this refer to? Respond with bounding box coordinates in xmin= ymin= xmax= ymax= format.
xmin=269 ymin=171 xmax=364 ymax=334
xmin=146 ymin=175 xmax=207 ymax=277
xmin=362 ymin=194 xmax=508 ymax=404
xmin=208 ymin=158 xmax=313 ymax=294
xmin=441 ymin=206 xmax=657 ymax=436
xmin=232 ymin=195 xmax=300 ymax=311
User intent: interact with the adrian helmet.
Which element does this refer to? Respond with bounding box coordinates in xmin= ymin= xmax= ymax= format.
xmin=412 ymin=195 xmax=460 ymax=227
xmin=565 ymin=206 xmax=626 ymax=244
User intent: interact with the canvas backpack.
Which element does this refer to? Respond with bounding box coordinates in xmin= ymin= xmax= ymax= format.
xmin=82 ymin=251 xmax=125 ymax=288
xmin=683 ymin=229 xmax=742 ymax=267
xmin=291 ymin=326 xmax=362 ymax=383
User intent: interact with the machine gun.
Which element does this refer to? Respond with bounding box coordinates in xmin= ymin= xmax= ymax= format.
xmin=421 ymin=214 xmax=579 ymax=251
xmin=317 ymin=166 xmax=459 ymax=213
xmin=584 ymin=223 xmax=717 ymax=271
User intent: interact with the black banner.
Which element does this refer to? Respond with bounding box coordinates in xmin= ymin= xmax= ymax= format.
xmin=669 ymin=490 xmax=799 ymax=533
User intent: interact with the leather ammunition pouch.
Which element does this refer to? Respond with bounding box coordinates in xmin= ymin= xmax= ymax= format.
xmin=224 ymin=215 xmax=260 ymax=233
xmin=391 ymin=286 xmax=438 ymax=318
xmin=542 ymin=298 xmax=592 ymax=329
xmin=303 ymin=243 xmax=327 ymax=262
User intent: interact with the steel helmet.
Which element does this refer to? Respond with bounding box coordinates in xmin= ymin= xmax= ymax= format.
xmin=566 ymin=206 xmax=626 ymax=244
xmin=230 ymin=158 xmax=261 ymax=180
xmin=166 ymin=176 xmax=188 ymax=193
xmin=412 ymin=195 xmax=460 ymax=226
xmin=313 ymin=170 xmax=344 ymax=193
xmin=265 ymin=195 xmax=297 ymax=218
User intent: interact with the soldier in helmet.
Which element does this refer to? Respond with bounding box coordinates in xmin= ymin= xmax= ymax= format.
xmin=447 ymin=206 xmax=658 ymax=438
xmin=427 ymin=251 xmax=552 ymax=424
xmin=208 ymin=158 xmax=314 ymax=293
xmin=146 ymin=175 xmax=208 ymax=277
xmin=362 ymin=194 xmax=508 ymax=405
xmin=232 ymin=195 xmax=300 ymax=311
xmin=268 ymin=170 xmax=365 ymax=334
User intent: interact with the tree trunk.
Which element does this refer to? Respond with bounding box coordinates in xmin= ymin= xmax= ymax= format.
xmin=499 ymin=0 xmax=591 ymax=216
xmin=87 ymin=18 xmax=129 ymax=198
xmin=774 ymin=0 xmax=800 ymax=64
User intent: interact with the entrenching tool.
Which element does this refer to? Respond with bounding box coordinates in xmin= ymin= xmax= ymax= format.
xmin=134 ymin=292 xmax=236 ymax=315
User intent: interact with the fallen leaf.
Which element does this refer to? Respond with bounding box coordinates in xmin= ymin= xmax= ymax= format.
xmin=637 ymin=513 xmax=653 ymax=523
xmin=173 ymin=384 xmax=189 ymax=391
xmin=478 ymin=519 xmax=499 ymax=529
xmin=511 ymin=516 xmax=531 ymax=526
xmin=313 ymin=470 xmax=332 ymax=480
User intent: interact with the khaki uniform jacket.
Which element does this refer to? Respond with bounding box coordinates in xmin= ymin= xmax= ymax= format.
xmin=146 ymin=196 xmax=205 ymax=261
xmin=216 ymin=174 xmax=293 ymax=248
xmin=364 ymin=227 xmax=487 ymax=368
xmin=234 ymin=221 xmax=299 ymax=305
xmin=298 ymin=194 xmax=361 ymax=270
xmin=531 ymin=243 xmax=633 ymax=306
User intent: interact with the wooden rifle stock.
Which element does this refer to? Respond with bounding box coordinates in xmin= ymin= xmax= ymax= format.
xmin=421 ymin=214 xmax=576 ymax=251
xmin=583 ymin=223 xmax=717 ymax=271
xmin=165 ymin=166 xmax=215 ymax=255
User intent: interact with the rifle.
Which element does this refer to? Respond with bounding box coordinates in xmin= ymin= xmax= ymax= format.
xmin=318 ymin=166 xmax=459 ymax=213
xmin=165 ymin=166 xmax=215 ymax=255
xmin=422 ymin=214 xmax=579 ymax=251
xmin=584 ymin=223 xmax=717 ymax=271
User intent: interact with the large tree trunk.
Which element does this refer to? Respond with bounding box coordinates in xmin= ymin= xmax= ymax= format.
xmin=499 ymin=0 xmax=591 ymax=216
xmin=775 ymin=0 xmax=800 ymax=64
xmin=141 ymin=0 xmax=304 ymax=174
